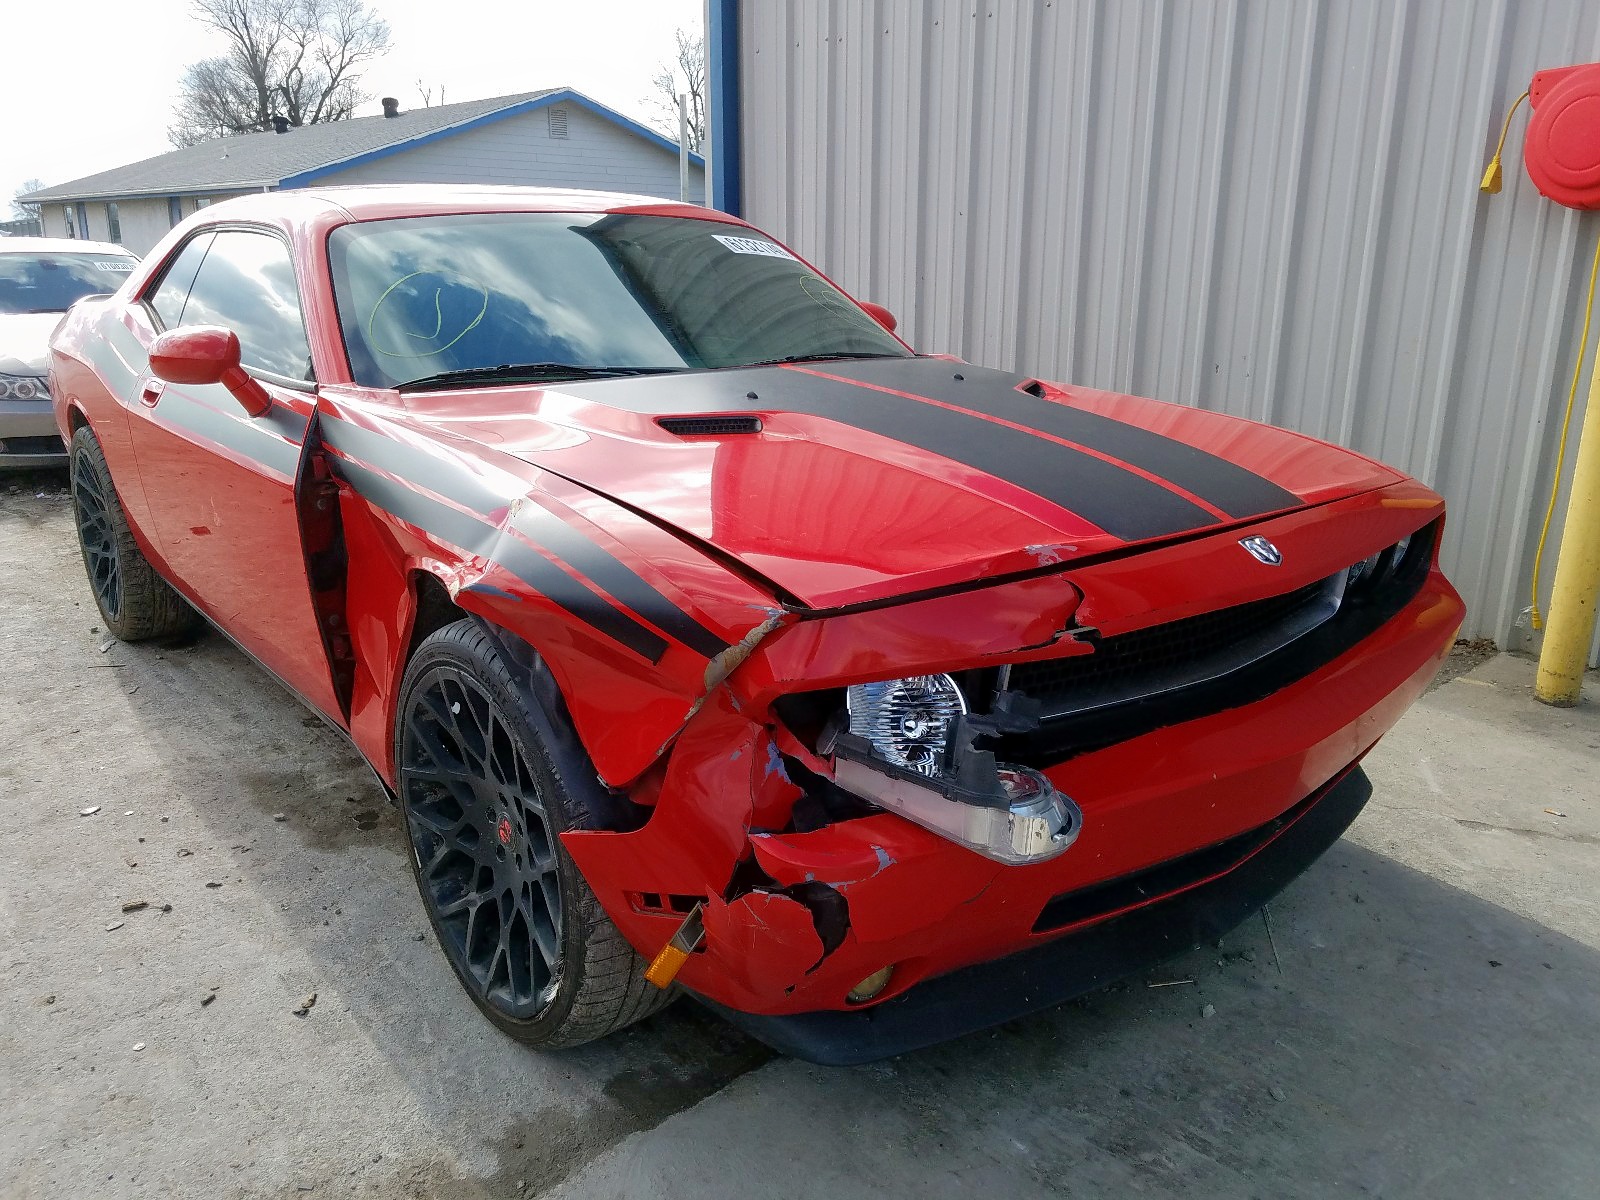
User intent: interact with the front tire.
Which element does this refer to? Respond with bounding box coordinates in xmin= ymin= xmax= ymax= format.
xmin=395 ymin=619 xmax=672 ymax=1048
xmin=70 ymin=425 xmax=197 ymax=642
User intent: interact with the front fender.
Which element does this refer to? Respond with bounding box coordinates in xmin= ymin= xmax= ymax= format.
xmin=319 ymin=396 xmax=790 ymax=788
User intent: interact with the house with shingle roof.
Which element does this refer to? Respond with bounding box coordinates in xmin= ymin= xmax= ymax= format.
xmin=23 ymin=88 xmax=704 ymax=255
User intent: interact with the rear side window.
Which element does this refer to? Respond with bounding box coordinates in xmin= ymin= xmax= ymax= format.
xmin=178 ymin=230 xmax=314 ymax=381
xmin=146 ymin=233 xmax=213 ymax=331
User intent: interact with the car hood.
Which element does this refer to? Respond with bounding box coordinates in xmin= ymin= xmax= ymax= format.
xmin=425 ymin=357 xmax=1402 ymax=609
xmin=0 ymin=312 xmax=64 ymax=375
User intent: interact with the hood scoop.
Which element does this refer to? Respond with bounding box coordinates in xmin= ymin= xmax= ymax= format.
xmin=657 ymin=414 xmax=763 ymax=437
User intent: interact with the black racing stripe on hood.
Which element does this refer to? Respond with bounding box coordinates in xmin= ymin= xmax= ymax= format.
xmin=818 ymin=359 xmax=1304 ymax=518
xmin=558 ymin=369 xmax=1220 ymax=541
xmin=323 ymin=416 xmax=728 ymax=659
xmin=335 ymin=457 xmax=669 ymax=664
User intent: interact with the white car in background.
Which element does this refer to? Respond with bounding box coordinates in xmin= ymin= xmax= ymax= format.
xmin=1 ymin=238 xmax=138 ymax=468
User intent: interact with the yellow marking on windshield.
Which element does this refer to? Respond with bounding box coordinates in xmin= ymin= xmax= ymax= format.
xmin=368 ymin=270 xmax=489 ymax=358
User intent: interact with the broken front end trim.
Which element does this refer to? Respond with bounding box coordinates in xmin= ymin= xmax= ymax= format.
xmin=703 ymin=763 xmax=1372 ymax=1065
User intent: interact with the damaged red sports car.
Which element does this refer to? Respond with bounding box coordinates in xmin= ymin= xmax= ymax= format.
xmin=48 ymin=186 xmax=1462 ymax=1063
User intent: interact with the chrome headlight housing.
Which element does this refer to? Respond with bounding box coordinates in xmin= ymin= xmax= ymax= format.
xmin=0 ymin=374 xmax=49 ymax=401
xmin=845 ymin=673 xmax=967 ymax=776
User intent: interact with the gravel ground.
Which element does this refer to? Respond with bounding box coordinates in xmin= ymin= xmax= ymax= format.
xmin=2 ymin=475 xmax=1596 ymax=1199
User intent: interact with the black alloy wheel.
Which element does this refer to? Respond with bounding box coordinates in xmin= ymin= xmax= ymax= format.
xmin=401 ymin=662 xmax=564 ymax=1018
xmin=72 ymin=450 xmax=122 ymax=622
xmin=395 ymin=620 xmax=672 ymax=1047
xmin=69 ymin=425 xmax=197 ymax=642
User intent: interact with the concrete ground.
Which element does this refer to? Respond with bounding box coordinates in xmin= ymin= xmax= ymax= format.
xmin=2 ymin=470 xmax=1597 ymax=1199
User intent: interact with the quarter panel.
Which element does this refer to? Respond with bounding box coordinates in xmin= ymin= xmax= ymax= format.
xmin=49 ymin=301 xmax=161 ymax=555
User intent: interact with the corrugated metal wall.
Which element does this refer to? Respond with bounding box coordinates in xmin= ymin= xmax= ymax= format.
xmin=736 ymin=0 xmax=1600 ymax=661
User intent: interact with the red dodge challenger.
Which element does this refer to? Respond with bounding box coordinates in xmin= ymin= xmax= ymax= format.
xmin=48 ymin=186 xmax=1462 ymax=1063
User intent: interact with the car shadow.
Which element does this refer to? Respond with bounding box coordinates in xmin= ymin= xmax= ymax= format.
xmin=809 ymin=837 xmax=1600 ymax=1199
xmin=108 ymin=625 xmax=1599 ymax=1199
xmin=522 ymin=836 xmax=1600 ymax=1200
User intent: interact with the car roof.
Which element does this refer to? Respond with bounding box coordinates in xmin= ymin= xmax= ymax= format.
xmin=198 ymin=183 xmax=746 ymax=227
xmin=0 ymin=236 xmax=137 ymax=257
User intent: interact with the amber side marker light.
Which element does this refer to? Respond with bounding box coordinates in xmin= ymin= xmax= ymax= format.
xmin=846 ymin=966 xmax=895 ymax=1005
xmin=645 ymin=903 xmax=706 ymax=990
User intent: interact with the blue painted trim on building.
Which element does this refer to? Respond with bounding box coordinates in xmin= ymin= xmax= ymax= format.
xmin=278 ymin=89 xmax=705 ymax=190
xmin=708 ymin=0 xmax=742 ymax=215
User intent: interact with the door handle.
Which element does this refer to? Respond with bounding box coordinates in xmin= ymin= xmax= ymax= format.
xmin=139 ymin=378 xmax=164 ymax=407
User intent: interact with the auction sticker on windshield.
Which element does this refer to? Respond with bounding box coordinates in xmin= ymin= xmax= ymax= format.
xmin=712 ymin=235 xmax=796 ymax=260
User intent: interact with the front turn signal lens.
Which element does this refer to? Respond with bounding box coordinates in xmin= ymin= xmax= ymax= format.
xmin=846 ymin=965 xmax=895 ymax=1004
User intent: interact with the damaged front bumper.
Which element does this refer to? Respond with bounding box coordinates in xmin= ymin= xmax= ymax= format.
xmin=705 ymin=764 xmax=1373 ymax=1064
xmin=560 ymin=488 xmax=1462 ymax=1058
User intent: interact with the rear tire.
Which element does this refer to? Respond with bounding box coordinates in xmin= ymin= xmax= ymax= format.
xmin=395 ymin=619 xmax=673 ymax=1048
xmin=70 ymin=425 xmax=197 ymax=642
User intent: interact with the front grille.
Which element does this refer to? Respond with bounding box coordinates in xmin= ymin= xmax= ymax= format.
xmin=995 ymin=520 xmax=1439 ymax=764
xmin=1009 ymin=580 xmax=1328 ymax=713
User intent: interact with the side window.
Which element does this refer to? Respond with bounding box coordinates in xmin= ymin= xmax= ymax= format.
xmin=146 ymin=233 xmax=214 ymax=331
xmin=179 ymin=230 xmax=314 ymax=381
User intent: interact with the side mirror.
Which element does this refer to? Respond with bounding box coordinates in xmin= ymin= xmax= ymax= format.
xmin=149 ymin=325 xmax=272 ymax=417
xmin=859 ymin=301 xmax=898 ymax=334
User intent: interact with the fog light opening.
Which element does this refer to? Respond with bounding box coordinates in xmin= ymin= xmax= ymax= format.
xmin=846 ymin=965 xmax=895 ymax=1005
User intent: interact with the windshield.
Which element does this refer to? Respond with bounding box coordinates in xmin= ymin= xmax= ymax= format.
xmin=0 ymin=252 xmax=138 ymax=314
xmin=327 ymin=212 xmax=909 ymax=389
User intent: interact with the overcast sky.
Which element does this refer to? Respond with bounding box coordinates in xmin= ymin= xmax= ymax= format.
xmin=3 ymin=0 xmax=705 ymax=212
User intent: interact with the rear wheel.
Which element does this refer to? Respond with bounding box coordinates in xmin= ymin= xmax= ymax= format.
xmin=70 ymin=425 xmax=197 ymax=642
xmin=396 ymin=619 xmax=672 ymax=1047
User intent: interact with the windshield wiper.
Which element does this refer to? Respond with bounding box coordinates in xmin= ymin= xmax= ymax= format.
xmin=397 ymin=362 xmax=677 ymax=392
xmin=737 ymin=351 xmax=910 ymax=370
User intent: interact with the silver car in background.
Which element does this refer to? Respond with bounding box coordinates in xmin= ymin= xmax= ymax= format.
xmin=1 ymin=238 xmax=138 ymax=468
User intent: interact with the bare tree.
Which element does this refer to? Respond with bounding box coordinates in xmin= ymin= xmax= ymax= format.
xmin=646 ymin=27 xmax=705 ymax=153
xmin=416 ymin=80 xmax=446 ymax=108
xmin=168 ymin=0 xmax=391 ymax=147
xmin=11 ymin=179 xmax=47 ymax=220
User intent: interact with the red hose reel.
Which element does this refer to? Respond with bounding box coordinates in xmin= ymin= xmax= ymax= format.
xmin=1525 ymin=62 xmax=1600 ymax=211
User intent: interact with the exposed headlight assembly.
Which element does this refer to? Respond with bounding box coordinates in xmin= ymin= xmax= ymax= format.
xmin=845 ymin=674 xmax=967 ymax=776
xmin=831 ymin=673 xmax=1082 ymax=865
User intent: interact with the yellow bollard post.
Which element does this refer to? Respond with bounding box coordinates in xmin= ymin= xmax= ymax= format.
xmin=1535 ymin=339 xmax=1600 ymax=706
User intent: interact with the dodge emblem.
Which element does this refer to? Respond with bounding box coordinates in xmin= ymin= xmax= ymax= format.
xmin=1240 ymin=535 xmax=1283 ymax=566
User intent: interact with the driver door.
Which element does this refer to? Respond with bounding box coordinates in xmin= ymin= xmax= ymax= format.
xmin=125 ymin=226 xmax=342 ymax=723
